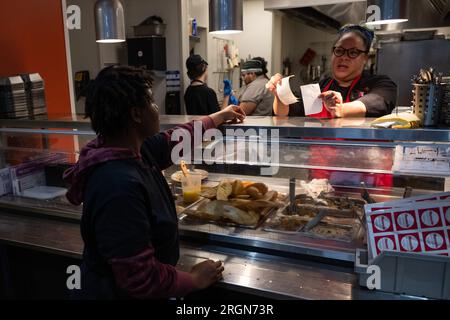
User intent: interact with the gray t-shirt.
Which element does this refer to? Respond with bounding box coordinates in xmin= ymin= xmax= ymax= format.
xmin=239 ymin=76 xmax=274 ymax=116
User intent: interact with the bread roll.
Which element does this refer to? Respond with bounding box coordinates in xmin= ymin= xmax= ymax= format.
xmin=262 ymin=190 xmax=278 ymax=202
xmin=232 ymin=180 xmax=245 ymax=196
xmin=244 ymin=182 xmax=268 ymax=195
xmin=246 ymin=186 xmax=264 ymax=200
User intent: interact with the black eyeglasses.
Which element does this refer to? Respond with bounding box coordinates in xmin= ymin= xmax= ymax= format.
xmin=333 ymin=47 xmax=368 ymax=59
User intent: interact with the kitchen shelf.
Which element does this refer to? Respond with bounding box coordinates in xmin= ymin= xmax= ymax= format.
xmin=189 ymin=35 xmax=201 ymax=42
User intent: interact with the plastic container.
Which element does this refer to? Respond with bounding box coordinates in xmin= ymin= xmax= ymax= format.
xmin=355 ymin=248 xmax=450 ymax=299
xmin=181 ymin=173 xmax=202 ymax=204
xmin=21 ymin=186 xmax=67 ymax=200
xmin=192 ymin=18 xmax=198 ymax=37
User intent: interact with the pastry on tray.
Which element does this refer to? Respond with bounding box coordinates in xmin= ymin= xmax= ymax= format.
xmin=184 ymin=179 xmax=283 ymax=227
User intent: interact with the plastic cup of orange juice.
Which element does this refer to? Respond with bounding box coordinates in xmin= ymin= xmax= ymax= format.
xmin=181 ymin=173 xmax=202 ymax=204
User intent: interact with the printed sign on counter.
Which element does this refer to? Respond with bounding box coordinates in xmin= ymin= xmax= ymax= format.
xmin=365 ymin=192 xmax=450 ymax=258
xmin=392 ymin=145 xmax=450 ymax=176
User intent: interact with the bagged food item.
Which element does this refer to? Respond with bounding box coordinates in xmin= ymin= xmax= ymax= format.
xmin=371 ymin=112 xmax=421 ymax=129
xmin=300 ymin=179 xmax=334 ymax=199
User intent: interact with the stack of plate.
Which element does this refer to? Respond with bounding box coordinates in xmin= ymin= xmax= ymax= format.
xmin=0 ymin=75 xmax=29 ymax=119
xmin=22 ymin=73 xmax=47 ymax=120
xmin=0 ymin=73 xmax=47 ymax=119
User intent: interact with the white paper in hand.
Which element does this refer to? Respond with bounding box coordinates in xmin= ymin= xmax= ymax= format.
xmin=276 ymin=76 xmax=298 ymax=106
xmin=301 ymin=84 xmax=322 ymax=116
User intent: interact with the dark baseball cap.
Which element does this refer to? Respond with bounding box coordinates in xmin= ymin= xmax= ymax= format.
xmin=186 ymin=54 xmax=208 ymax=70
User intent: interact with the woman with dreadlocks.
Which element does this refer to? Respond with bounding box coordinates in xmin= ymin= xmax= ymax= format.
xmin=64 ymin=65 xmax=245 ymax=299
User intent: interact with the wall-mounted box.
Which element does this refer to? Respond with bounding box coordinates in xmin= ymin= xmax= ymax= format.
xmin=127 ymin=36 xmax=167 ymax=71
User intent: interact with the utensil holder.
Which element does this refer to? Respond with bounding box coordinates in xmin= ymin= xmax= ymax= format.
xmin=412 ymin=83 xmax=443 ymax=127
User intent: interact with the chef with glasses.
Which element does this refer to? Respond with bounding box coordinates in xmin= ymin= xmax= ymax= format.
xmin=268 ymin=25 xmax=398 ymax=118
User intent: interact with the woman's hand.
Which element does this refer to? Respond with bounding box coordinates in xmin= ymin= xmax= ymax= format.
xmin=267 ymin=74 xmax=290 ymax=116
xmin=210 ymin=105 xmax=246 ymax=126
xmin=190 ymin=260 xmax=224 ymax=290
xmin=266 ymin=73 xmax=283 ymax=95
xmin=319 ymin=91 xmax=344 ymax=118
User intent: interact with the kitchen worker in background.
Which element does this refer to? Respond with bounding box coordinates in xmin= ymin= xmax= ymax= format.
xmin=223 ymin=79 xmax=240 ymax=107
xmin=268 ymin=25 xmax=397 ymax=118
xmin=184 ymin=54 xmax=228 ymax=115
xmin=238 ymin=57 xmax=274 ymax=116
xmin=64 ymin=65 xmax=245 ymax=299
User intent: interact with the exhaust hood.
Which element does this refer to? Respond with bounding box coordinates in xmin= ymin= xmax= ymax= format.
xmin=264 ymin=0 xmax=450 ymax=33
xmin=366 ymin=0 xmax=409 ymax=26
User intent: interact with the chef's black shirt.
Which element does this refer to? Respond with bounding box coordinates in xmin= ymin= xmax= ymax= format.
xmin=287 ymin=71 xmax=397 ymax=117
xmin=184 ymin=83 xmax=220 ymax=115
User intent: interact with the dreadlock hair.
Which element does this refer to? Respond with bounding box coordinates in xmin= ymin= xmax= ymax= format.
xmin=85 ymin=65 xmax=154 ymax=138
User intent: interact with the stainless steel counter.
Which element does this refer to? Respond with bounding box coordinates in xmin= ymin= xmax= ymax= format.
xmin=0 ymin=171 xmax=427 ymax=299
xmin=0 ymin=172 xmax=433 ymax=264
xmin=1 ymin=116 xmax=450 ymax=142
xmin=0 ymin=115 xmax=441 ymax=299
xmin=0 ymin=115 xmax=204 ymax=133
xmin=221 ymin=117 xmax=450 ymax=142
xmin=175 ymin=173 xmax=365 ymax=262
xmin=0 ymin=210 xmax=414 ymax=300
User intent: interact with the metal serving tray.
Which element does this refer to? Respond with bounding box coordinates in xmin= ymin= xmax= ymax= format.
xmin=263 ymin=204 xmax=363 ymax=243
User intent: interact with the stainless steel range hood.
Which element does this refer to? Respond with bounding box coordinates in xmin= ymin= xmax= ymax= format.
xmin=264 ymin=0 xmax=450 ymax=33
xmin=393 ymin=0 xmax=450 ymax=30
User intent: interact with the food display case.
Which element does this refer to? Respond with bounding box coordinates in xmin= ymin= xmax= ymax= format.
xmin=0 ymin=115 xmax=448 ymax=299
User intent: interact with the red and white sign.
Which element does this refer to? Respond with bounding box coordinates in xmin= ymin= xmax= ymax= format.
xmin=398 ymin=233 xmax=422 ymax=252
xmin=370 ymin=213 xmax=394 ymax=233
xmin=444 ymin=206 xmax=450 ymax=226
xmin=417 ymin=198 xmax=437 ymax=202
xmin=422 ymin=230 xmax=447 ymax=251
xmin=418 ymin=208 xmax=443 ymax=228
xmin=369 ymin=206 xmax=392 ymax=212
xmin=366 ymin=197 xmax=450 ymax=259
xmin=394 ymin=210 xmax=417 ymax=231
xmin=373 ymin=235 xmax=397 ymax=255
